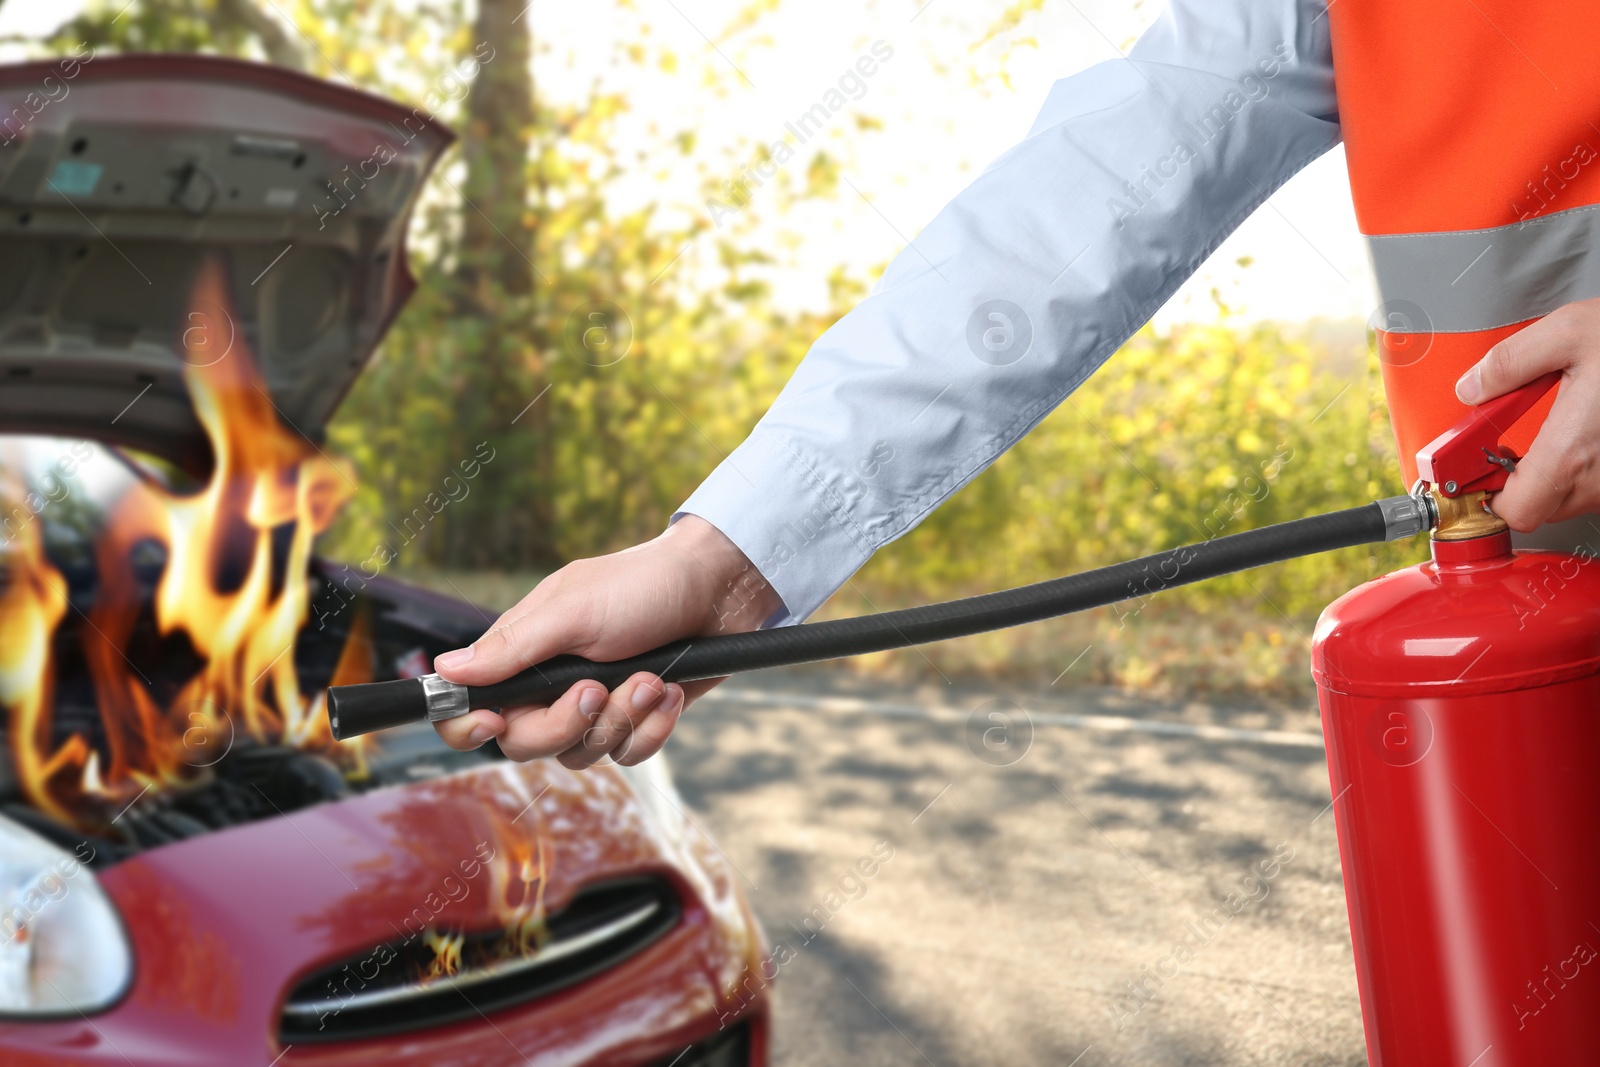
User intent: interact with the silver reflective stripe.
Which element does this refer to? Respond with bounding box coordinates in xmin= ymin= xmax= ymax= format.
xmin=1367 ymin=202 xmax=1600 ymax=334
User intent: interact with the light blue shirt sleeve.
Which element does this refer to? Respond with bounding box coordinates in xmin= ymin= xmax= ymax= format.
xmin=677 ymin=0 xmax=1339 ymax=624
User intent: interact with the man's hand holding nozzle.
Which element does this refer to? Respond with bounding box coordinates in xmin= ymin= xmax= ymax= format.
xmin=431 ymin=516 xmax=782 ymax=768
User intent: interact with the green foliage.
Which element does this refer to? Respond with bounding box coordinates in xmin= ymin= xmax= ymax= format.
xmin=48 ymin=0 xmax=248 ymax=57
xmin=860 ymin=321 xmax=1427 ymax=621
xmin=322 ymin=40 xmax=845 ymax=568
xmin=324 ymin=253 xmax=834 ymax=568
xmin=823 ymin=324 xmax=1424 ymax=700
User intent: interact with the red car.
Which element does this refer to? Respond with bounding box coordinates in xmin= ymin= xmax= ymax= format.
xmin=0 ymin=54 xmax=768 ymax=1065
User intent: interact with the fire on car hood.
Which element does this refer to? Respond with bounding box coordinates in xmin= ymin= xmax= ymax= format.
xmin=0 ymin=53 xmax=455 ymax=830
xmin=0 ymin=52 xmax=452 ymax=471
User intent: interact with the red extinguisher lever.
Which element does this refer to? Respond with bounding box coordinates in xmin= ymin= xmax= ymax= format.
xmin=1414 ymin=371 xmax=1561 ymax=497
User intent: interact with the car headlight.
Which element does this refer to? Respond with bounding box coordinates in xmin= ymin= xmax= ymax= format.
xmin=0 ymin=816 xmax=131 ymax=1015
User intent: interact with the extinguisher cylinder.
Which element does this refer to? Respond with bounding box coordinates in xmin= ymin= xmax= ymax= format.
xmin=1313 ymin=533 xmax=1600 ymax=1064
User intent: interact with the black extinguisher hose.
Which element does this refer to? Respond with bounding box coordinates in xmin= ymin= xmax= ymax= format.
xmin=328 ymin=495 xmax=1428 ymax=740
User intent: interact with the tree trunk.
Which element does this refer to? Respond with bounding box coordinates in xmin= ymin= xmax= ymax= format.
xmin=212 ymin=0 xmax=308 ymax=71
xmin=457 ymin=0 xmax=535 ymax=303
xmin=451 ymin=0 xmax=557 ymax=571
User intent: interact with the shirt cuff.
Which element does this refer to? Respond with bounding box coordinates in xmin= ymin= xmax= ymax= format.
xmin=674 ymin=428 xmax=875 ymax=625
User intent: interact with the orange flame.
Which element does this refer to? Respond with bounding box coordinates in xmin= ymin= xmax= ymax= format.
xmin=414 ymin=782 xmax=555 ymax=981
xmin=2 ymin=259 xmax=373 ymax=827
xmin=0 ymin=466 xmax=84 ymax=825
xmin=421 ymin=928 xmax=464 ymax=981
xmin=490 ymin=828 xmax=550 ymax=958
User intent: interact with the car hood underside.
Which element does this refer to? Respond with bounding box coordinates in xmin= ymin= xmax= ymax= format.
xmin=0 ymin=53 xmax=451 ymax=472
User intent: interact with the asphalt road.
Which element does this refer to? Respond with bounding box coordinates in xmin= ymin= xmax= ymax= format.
xmin=668 ymin=668 xmax=1366 ymax=1067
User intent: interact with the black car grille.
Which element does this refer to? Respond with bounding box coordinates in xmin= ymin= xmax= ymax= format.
xmin=279 ymin=876 xmax=679 ymax=1043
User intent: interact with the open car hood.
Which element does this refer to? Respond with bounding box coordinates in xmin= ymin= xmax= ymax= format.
xmin=0 ymin=53 xmax=452 ymax=469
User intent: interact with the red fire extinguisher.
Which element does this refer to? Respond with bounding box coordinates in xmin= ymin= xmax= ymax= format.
xmin=1313 ymin=371 xmax=1600 ymax=1065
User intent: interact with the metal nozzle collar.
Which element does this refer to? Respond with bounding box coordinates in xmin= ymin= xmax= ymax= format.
xmin=420 ymin=674 xmax=471 ymax=722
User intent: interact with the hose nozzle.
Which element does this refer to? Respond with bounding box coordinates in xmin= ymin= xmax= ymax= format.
xmin=328 ymin=674 xmax=468 ymax=741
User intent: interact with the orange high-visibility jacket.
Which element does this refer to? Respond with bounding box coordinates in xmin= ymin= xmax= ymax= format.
xmin=1330 ymin=2 xmax=1600 ymax=485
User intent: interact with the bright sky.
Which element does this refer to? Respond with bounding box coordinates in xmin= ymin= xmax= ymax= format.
xmin=0 ymin=0 xmax=1376 ymax=329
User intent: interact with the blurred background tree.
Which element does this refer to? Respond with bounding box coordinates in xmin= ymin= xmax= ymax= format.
xmin=13 ymin=0 xmax=1426 ymax=701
